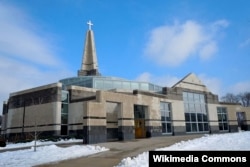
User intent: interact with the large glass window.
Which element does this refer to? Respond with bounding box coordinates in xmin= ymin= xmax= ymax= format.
xmin=95 ymin=80 xmax=103 ymax=89
xmin=122 ymin=82 xmax=130 ymax=90
xmin=161 ymin=102 xmax=172 ymax=134
xmin=140 ymin=83 xmax=149 ymax=91
xmin=103 ymin=80 xmax=113 ymax=89
xmin=183 ymin=92 xmax=209 ymax=132
xmin=217 ymin=107 xmax=228 ymax=131
xmin=131 ymin=83 xmax=139 ymax=90
xmin=113 ymin=81 xmax=122 ymax=89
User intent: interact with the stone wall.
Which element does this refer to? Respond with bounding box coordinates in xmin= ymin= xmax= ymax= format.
xmin=2 ymin=83 xmax=62 ymax=141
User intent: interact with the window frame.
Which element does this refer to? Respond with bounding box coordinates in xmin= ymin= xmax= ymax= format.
xmin=160 ymin=102 xmax=172 ymax=134
xmin=217 ymin=107 xmax=229 ymax=131
xmin=183 ymin=92 xmax=209 ymax=133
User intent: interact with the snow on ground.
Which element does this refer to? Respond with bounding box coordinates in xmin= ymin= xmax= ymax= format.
xmin=0 ymin=144 xmax=108 ymax=167
xmin=1 ymin=132 xmax=250 ymax=167
xmin=0 ymin=139 xmax=109 ymax=167
xmin=116 ymin=131 xmax=250 ymax=167
xmin=0 ymin=138 xmax=82 ymax=150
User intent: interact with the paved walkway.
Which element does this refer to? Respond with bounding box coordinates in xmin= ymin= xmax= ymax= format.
xmin=38 ymin=134 xmax=203 ymax=167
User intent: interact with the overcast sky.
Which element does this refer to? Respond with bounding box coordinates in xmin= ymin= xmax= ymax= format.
xmin=0 ymin=0 xmax=250 ymax=108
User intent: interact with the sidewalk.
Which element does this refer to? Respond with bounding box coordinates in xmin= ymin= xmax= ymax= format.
xmin=38 ymin=134 xmax=203 ymax=167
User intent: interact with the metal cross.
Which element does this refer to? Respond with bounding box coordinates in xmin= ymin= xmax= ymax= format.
xmin=87 ymin=20 xmax=93 ymax=30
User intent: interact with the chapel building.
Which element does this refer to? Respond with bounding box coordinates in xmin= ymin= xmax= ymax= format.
xmin=1 ymin=21 xmax=250 ymax=144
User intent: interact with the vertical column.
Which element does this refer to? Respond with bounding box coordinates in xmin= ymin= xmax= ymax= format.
xmin=83 ymin=101 xmax=106 ymax=144
xmin=118 ymin=103 xmax=134 ymax=140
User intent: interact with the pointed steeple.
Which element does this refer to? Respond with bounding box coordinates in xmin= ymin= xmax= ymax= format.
xmin=78 ymin=20 xmax=101 ymax=76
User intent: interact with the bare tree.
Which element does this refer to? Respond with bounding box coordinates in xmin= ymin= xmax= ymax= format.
xmin=221 ymin=92 xmax=250 ymax=107
xmin=29 ymin=117 xmax=42 ymax=152
xmin=29 ymin=96 xmax=44 ymax=152
xmin=246 ymin=92 xmax=250 ymax=107
xmin=221 ymin=93 xmax=239 ymax=103
xmin=237 ymin=92 xmax=250 ymax=107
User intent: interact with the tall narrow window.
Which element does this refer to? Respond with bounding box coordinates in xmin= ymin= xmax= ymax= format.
xmin=183 ymin=92 xmax=209 ymax=132
xmin=106 ymin=102 xmax=119 ymax=140
xmin=160 ymin=102 xmax=172 ymax=134
xmin=61 ymin=90 xmax=69 ymax=135
xmin=217 ymin=107 xmax=228 ymax=131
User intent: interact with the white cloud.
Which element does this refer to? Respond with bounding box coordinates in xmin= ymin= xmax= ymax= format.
xmin=239 ymin=38 xmax=250 ymax=48
xmin=144 ymin=19 xmax=229 ymax=66
xmin=0 ymin=2 xmax=61 ymax=66
xmin=198 ymin=73 xmax=250 ymax=99
xmin=136 ymin=72 xmax=180 ymax=87
xmin=210 ymin=19 xmax=229 ymax=32
xmin=0 ymin=2 xmax=73 ymax=109
xmin=228 ymin=81 xmax=250 ymax=94
xmin=199 ymin=41 xmax=217 ymax=60
xmin=136 ymin=72 xmax=223 ymax=97
xmin=136 ymin=72 xmax=152 ymax=82
xmin=136 ymin=72 xmax=250 ymax=101
xmin=198 ymin=74 xmax=222 ymax=96
xmin=0 ymin=56 xmax=73 ymax=104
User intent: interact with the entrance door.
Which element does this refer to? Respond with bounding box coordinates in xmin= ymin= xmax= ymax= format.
xmin=135 ymin=119 xmax=145 ymax=138
xmin=236 ymin=112 xmax=248 ymax=131
xmin=61 ymin=125 xmax=68 ymax=135
xmin=134 ymin=105 xmax=146 ymax=138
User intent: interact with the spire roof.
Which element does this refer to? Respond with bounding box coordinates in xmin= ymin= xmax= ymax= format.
xmin=78 ymin=20 xmax=100 ymax=76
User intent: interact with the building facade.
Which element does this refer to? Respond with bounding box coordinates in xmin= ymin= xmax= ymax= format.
xmin=1 ymin=22 xmax=250 ymax=144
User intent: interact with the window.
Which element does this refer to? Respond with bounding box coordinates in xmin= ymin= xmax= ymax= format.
xmin=61 ymin=91 xmax=69 ymax=123
xmin=217 ymin=107 xmax=228 ymax=131
xmin=161 ymin=102 xmax=172 ymax=134
xmin=183 ymin=92 xmax=209 ymax=132
xmin=131 ymin=82 xmax=139 ymax=90
xmin=61 ymin=90 xmax=69 ymax=135
xmin=134 ymin=105 xmax=146 ymax=119
xmin=122 ymin=82 xmax=130 ymax=89
xmin=140 ymin=83 xmax=149 ymax=91
xmin=95 ymin=80 xmax=103 ymax=89
xmin=113 ymin=81 xmax=122 ymax=89
xmin=103 ymin=80 xmax=113 ymax=89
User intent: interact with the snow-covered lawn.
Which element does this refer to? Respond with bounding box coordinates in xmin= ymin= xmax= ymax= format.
xmin=0 ymin=138 xmax=82 ymax=150
xmin=0 ymin=132 xmax=250 ymax=167
xmin=116 ymin=131 xmax=250 ymax=167
xmin=0 ymin=145 xmax=108 ymax=167
xmin=0 ymin=139 xmax=109 ymax=167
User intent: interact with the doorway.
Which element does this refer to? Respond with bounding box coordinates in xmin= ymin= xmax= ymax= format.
xmin=61 ymin=125 xmax=68 ymax=135
xmin=134 ymin=105 xmax=147 ymax=138
xmin=236 ymin=112 xmax=248 ymax=131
